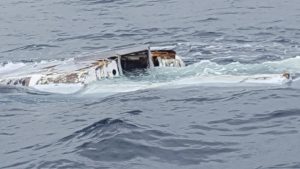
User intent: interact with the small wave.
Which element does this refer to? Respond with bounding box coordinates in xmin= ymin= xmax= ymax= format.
xmin=167 ymin=96 xmax=225 ymax=103
xmin=209 ymin=109 xmax=300 ymax=125
xmin=1 ymin=160 xmax=32 ymax=169
xmin=36 ymin=159 xmax=86 ymax=169
xmin=254 ymin=109 xmax=300 ymax=121
xmin=192 ymin=31 xmax=223 ymax=38
xmin=2 ymin=44 xmax=59 ymax=53
xmin=60 ymin=118 xmax=138 ymax=142
xmin=82 ymin=0 xmax=122 ymax=5
xmin=259 ymin=162 xmax=300 ymax=169
xmin=122 ymin=110 xmax=143 ymax=115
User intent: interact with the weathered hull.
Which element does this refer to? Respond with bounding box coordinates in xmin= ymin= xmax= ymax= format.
xmin=0 ymin=46 xmax=185 ymax=93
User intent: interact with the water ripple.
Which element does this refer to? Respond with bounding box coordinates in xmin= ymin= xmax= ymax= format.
xmin=2 ymin=44 xmax=59 ymax=53
xmin=209 ymin=109 xmax=300 ymax=125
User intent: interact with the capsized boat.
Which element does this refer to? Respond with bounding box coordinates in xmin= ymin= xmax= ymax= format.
xmin=0 ymin=45 xmax=294 ymax=94
xmin=0 ymin=45 xmax=185 ymax=93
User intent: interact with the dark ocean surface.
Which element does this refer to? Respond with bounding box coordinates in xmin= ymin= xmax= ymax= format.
xmin=1 ymin=0 xmax=300 ymax=168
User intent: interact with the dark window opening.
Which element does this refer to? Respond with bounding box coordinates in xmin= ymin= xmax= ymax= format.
xmin=112 ymin=69 xmax=117 ymax=76
xmin=153 ymin=57 xmax=159 ymax=67
xmin=120 ymin=51 xmax=149 ymax=74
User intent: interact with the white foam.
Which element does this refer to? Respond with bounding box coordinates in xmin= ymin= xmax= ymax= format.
xmin=0 ymin=62 xmax=26 ymax=74
xmin=80 ymin=73 xmax=289 ymax=95
xmin=32 ymin=83 xmax=84 ymax=94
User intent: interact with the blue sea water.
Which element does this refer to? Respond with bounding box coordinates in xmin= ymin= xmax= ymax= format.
xmin=1 ymin=0 xmax=300 ymax=168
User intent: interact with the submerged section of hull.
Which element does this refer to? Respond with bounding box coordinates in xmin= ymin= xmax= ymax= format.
xmin=1 ymin=47 xmax=300 ymax=94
